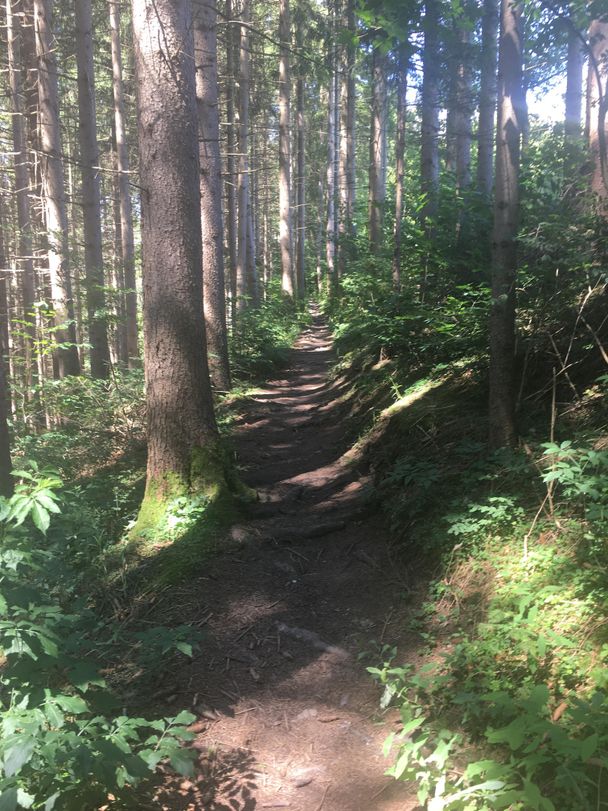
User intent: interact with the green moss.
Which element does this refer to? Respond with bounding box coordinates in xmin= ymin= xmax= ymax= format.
xmin=124 ymin=438 xmax=256 ymax=588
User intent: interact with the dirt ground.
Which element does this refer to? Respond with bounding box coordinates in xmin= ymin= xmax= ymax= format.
xmin=153 ymin=311 xmax=419 ymax=811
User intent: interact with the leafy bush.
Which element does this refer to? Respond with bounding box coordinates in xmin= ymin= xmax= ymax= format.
xmin=0 ymin=467 xmax=198 ymax=810
xmin=230 ymin=283 xmax=310 ymax=378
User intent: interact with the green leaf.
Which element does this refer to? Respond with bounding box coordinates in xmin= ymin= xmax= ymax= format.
xmin=175 ymin=641 xmax=193 ymax=658
xmin=580 ymin=732 xmax=598 ymax=761
xmin=34 ymin=494 xmax=61 ymax=514
xmin=0 ymin=788 xmax=18 ymax=811
xmin=68 ymin=661 xmax=105 ymax=692
xmin=169 ymin=748 xmax=195 ymax=777
xmin=3 ymin=737 xmax=35 ymax=777
xmin=16 ymin=790 xmax=34 ymax=809
xmin=55 ymin=695 xmax=88 ymax=714
xmin=172 ymin=710 xmax=196 ymax=726
xmin=30 ymin=503 xmax=50 ymax=534
xmin=43 ymin=793 xmax=59 ymax=811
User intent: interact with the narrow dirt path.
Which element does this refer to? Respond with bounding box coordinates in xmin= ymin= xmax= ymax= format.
xmin=159 ymin=311 xmax=417 ymax=810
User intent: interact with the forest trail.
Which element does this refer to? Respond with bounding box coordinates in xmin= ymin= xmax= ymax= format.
xmin=158 ymin=310 xmax=417 ymax=811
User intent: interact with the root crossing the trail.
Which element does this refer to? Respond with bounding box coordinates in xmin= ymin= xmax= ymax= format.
xmin=156 ymin=312 xmax=417 ymax=811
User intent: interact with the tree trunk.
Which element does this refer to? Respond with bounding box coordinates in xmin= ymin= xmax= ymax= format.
xmin=279 ymin=0 xmax=294 ymax=297
xmin=131 ymin=0 xmax=224 ymax=533
xmin=477 ymin=0 xmax=499 ymax=197
xmin=455 ymin=27 xmax=473 ymax=192
xmin=109 ymin=0 xmax=139 ymax=368
xmin=564 ymin=24 xmax=583 ymax=139
xmin=236 ymin=0 xmax=250 ymax=313
xmin=325 ymin=81 xmax=337 ymax=285
xmin=338 ymin=0 xmax=355 ymax=274
xmin=6 ymin=0 xmax=38 ymax=391
xmin=368 ymin=49 xmax=387 ymax=253
xmin=0 ymin=327 xmax=11 ymax=497
xmin=75 ymin=0 xmax=111 ymax=379
xmin=34 ymin=0 xmax=81 ymax=377
xmin=420 ymin=0 xmax=440 ymax=227
xmin=193 ymin=0 xmax=231 ymax=391
xmin=0 ymin=205 xmax=12 ymax=497
xmin=295 ymin=21 xmax=306 ymax=298
xmin=489 ymin=0 xmax=526 ymax=448
xmin=225 ymin=0 xmax=238 ymax=327
xmin=588 ymin=19 xmax=608 ymax=205
xmin=392 ymin=60 xmax=407 ymax=291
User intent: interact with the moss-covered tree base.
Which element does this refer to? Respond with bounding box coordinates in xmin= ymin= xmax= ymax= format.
xmin=125 ymin=442 xmax=256 ymax=586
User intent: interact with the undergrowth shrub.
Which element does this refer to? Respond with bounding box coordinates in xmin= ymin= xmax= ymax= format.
xmin=368 ymin=431 xmax=608 ymax=810
xmin=230 ymin=283 xmax=310 ymax=378
xmin=0 ymin=467 xmax=199 ymax=810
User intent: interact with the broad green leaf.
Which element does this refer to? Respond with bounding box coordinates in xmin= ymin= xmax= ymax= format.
xmin=580 ymin=732 xmax=598 ymax=761
xmin=172 ymin=710 xmax=196 ymax=726
xmin=169 ymin=748 xmax=195 ymax=777
xmin=0 ymin=788 xmax=18 ymax=811
xmin=30 ymin=503 xmax=50 ymax=535
xmin=175 ymin=642 xmax=193 ymax=657
xmin=3 ymin=737 xmax=35 ymax=777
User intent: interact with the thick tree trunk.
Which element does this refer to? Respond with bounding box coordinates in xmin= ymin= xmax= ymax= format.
xmin=6 ymin=0 xmax=38 ymax=391
xmin=109 ymin=0 xmax=139 ymax=368
xmin=296 ymin=23 xmax=306 ymax=297
xmin=325 ymin=80 xmax=337 ymax=284
xmin=34 ymin=0 xmax=81 ymax=377
xmin=0 ymin=207 xmax=12 ymax=497
xmin=279 ymin=0 xmax=294 ymax=297
xmin=225 ymin=0 xmax=238 ymax=326
xmin=236 ymin=0 xmax=250 ymax=313
xmin=477 ymin=0 xmax=499 ymax=197
xmin=338 ymin=0 xmax=355 ymax=274
xmin=0 ymin=334 xmax=11 ymax=497
xmin=193 ymin=0 xmax=231 ymax=391
xmin=489 ymin=0 xmax=526 ymax=448
xmin=565 ymin=23 xmax=583 ymax=140
xmin=368 ymin=49 xmax=387 ymax=253
xmin=420 ymin=0 xmax=440 ymax=227
xmin=588 ymin=19 xmax=608 ymax=205
xmin=0 ymin=206 xmax=9 ymax=369
xmin=392 ymin=63 xmax=407 ymax=291
xmin=75 ymin=0 xmax=111 ymax=378
xmin=131 ymin=0 xmax=224 ymax=532
xmin=455 ymin=27 xmax=473 ymax=192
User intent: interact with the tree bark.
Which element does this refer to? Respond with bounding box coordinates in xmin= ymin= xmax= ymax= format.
xmin=588 ymin=19 xmax=608 ymax=205
xmin=225 ymin=0 xmax=238 ymax=326
xmin=477 ymin=0 xmax=499 ymax=197
xmin=0 ymin=206 xmax=12 ymax=497
xmin=338 ymin=0 xmax=355 ymax=274
xmin=236 ymin=0 xmax=250 ymax=313
xmin=109 ymin=0 xmax=139 ymax=368
xmin=193 ymin=0 xmax=231 ymax=391
xmin=295 ymin=20 xmax=306 ymax=298
xmin=564 ymin=23 xmax=583 ymax=140
xmin=325 ymin=81 xmax=337 ymax=285
xmin=455 ymin=26 xmax=473 ymax=192
xmin=34 ymin=0 xmax=81 ymax=377
xmin=0 ymin=326 xmax=12 ymax=498
xmin=131 ymin=0 xmax=224 ymax=531
xmin=392 ymin=59 xmax=407 ymax=291
xmin=420 ymin=0 xmax=440 ymax=227
xmin=6 ymin=0 xmax=38 ymax=391
xmin=489 ymin=0 xmax=526 ymax=448
xmin=279 ymin=0 xmax=294 ymax=297
xmin=368 ymin=49 xmax=387 ymax=253
xmin=75 ymin=0 xmax=111 ymax=378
